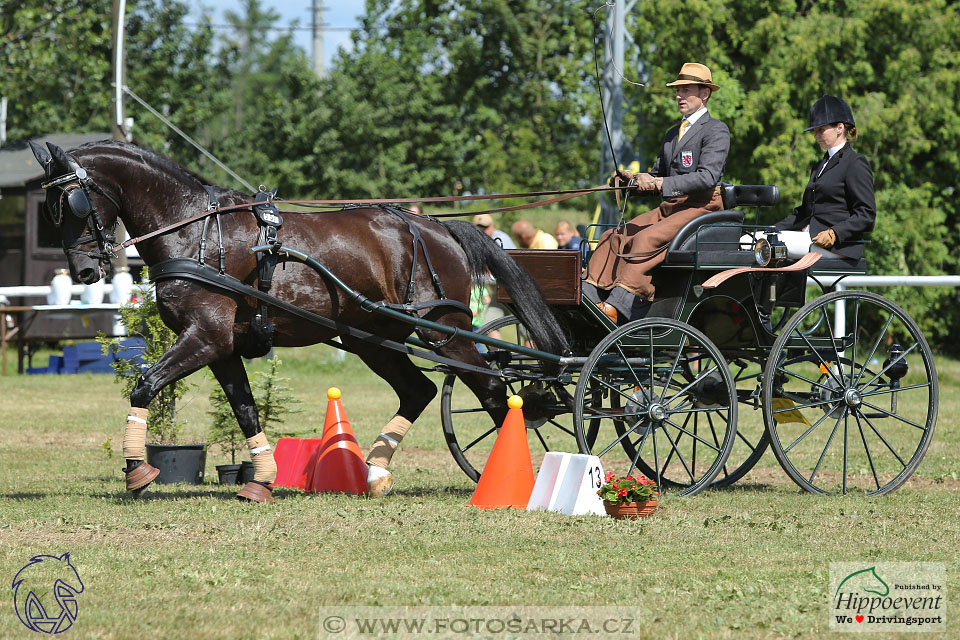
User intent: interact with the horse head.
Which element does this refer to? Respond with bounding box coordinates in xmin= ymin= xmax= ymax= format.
xmin=30 ymin=141 xmax=121 ymax=284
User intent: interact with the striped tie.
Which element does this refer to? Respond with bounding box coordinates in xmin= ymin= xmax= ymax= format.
xmin=678 ymin=119 xmax=691 ymax=141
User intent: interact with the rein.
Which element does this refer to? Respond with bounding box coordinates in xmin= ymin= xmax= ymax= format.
xmin=113 ymin=184 xmax=625 ymax=255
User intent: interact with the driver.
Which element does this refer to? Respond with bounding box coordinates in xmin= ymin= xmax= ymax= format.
xmin=583 ymin=62 xmax=730 ymax=324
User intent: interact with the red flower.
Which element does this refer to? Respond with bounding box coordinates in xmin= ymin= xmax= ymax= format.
xmin=604 ymin=471 xmax=615 ymax=482
xmin=617 ymin=488 xmax=627 ymax=497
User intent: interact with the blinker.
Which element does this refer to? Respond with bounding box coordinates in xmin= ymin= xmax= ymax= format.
xmin=67 ymin=188 xmax=93 ymax=218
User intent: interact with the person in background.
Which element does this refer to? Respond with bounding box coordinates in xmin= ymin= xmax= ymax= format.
xmin=554 ymin=220 xmax=582 ymax=252
xmin=511 ymin=220 xmax=559 ymax=250
xmin=473 ymin=214 xmax=516 ymax=249
xmin=773 ymin=94 xmax=875 ymax=260
xmin=409 ymin=204 xmax=423 ymax=215
xmin=583 ymin=62 xmax=730 ymax=324
xmin=470 ymin=214 xmax=515 ymax=337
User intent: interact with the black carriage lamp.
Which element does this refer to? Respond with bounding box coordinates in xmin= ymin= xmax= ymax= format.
xmin=883 ymin=343 xmax=909 ymax=412
xmin=753 ymin=227 xmax=788 ymax=267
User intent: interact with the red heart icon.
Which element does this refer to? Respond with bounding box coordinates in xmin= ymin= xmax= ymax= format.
xmin=856 ymin=615 xmax=864 ymax=623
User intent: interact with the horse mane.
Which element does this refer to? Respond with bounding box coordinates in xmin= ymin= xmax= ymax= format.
xmin=73 ymin=139 xmax=215 ymax=189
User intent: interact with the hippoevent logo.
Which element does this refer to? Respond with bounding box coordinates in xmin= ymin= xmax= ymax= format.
xmin=11 ymin=553 xmax=84 ymax=634
xmin=829 ymin=562 xmax=945 ymax=632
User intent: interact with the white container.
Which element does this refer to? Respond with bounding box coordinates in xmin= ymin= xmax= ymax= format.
xmin=49 ymin=269 xmax=73 ymax=305
xmin=81 ymin=279 xmax=105 ymax=305
xmin=110 ymin=266 xmax=134 ymax=304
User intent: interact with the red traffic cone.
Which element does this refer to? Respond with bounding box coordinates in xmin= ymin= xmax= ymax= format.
xmin=308 ymin=388 xmax=369 ymax=495
xmin=469 ymin=395 xmax=535 ymax=509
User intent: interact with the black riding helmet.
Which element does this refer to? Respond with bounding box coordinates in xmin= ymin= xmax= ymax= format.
xmin=805 ymin=94 xmax=855 ymax=131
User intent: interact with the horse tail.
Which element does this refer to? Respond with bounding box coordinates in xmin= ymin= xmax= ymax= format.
xmin=442 ymin=220 xmax=569 ymax=357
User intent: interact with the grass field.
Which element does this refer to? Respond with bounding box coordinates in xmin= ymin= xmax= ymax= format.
xmin=1 ymin=344 xmax=957 ymax=639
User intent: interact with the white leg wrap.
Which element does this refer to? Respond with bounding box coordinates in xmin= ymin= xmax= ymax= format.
xmin=367 ymin=464 xmax=393 ymax=497
xmin=123 ymin=407 xmax=149 ymax=460
xmin=247 ymin=432 xmax=277 ymax=483
xmin=365 ymin=415 xmax=413 ymax=469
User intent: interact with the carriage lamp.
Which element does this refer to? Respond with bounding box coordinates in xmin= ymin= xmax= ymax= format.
xmin=754 ymin=228 xmax=788 ymax=267
xmin=883 ymin=343 xmax=908 ymax=412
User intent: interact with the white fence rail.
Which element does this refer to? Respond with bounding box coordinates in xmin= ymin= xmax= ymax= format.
xmin=807 ymin=275 xmax=960 ymax=338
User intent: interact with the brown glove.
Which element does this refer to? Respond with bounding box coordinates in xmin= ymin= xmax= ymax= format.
xmin=608 ymin=170 xmax=634 ymax=188
xmin=812 ymin=228 xmax=837 ymax=248
xmin=634 ymin=173 xmax=660 ymax=192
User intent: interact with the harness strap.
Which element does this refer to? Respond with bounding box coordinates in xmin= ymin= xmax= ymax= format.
xmin=148 ymin=258 xmax=501 ymax=377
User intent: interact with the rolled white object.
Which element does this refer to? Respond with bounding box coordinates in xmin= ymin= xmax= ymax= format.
xmin=81 ymin=279 xmax=105 ymax=304
xmin=110 ymin=267 xmax=134 ymax=304
xmin=49 ymin=269 xmax=73 ymax=305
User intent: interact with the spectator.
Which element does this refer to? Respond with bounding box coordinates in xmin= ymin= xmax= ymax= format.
xmin=473 ymin=214 xmax=516 ymax=249
xmin=554 ymin=220 xmax=583 ymax=252
xmin=511 ymin=220 xmax=558 ymax=250
xmin=409 ymin=204 xmax=423 ymax=215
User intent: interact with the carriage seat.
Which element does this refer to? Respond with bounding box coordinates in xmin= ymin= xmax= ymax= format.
xmin=663 ymin=184 xmax=781 ymax=267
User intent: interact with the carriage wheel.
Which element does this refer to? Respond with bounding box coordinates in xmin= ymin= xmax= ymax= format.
xmin=573 ymin=318 xmax=737 ymax=497
xmin=440 ymin=315 xmax=578 ymax=482
xmin=710 ymin=358 xmax=770 ymax=488
xmin=761 ymin=291 xmax=938 ymax=495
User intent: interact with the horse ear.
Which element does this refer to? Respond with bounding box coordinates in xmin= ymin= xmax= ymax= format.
xmin=29 ymin=141 xmax=52 ymax=171
xmin=46 ymin=142 xmax=76 ymax=170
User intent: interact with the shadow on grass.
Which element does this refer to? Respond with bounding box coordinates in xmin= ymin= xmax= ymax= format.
xmin=712 ymin=482 xmax=781 ymax=493
xmin=393 ymin=485 xmax=474 ymax=499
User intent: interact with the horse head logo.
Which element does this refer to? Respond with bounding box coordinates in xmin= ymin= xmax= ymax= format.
xmin=835 ymin=566 xmax=890 ymax=598
xmin=11 ymin=552 xmax=84 ymax=634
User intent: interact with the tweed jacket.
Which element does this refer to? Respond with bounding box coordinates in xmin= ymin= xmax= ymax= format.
xmin=775 ymin=143 xmax=876 ymax=260
xmin=651 ymin=111 xmax=730 ymax=198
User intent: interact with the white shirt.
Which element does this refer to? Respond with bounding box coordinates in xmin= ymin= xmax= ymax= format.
xmin=682 ymin=106 xmax=709 ymax=128
xmin=817 ymin=141 xmax=846 ymax=177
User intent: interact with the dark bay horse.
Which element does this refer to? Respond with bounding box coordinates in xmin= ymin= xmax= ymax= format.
xmin=30 ymin=140 xmax=568 ymax=502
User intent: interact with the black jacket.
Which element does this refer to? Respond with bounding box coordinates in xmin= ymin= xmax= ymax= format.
xmin=775 ymin=143 xmax=876 ymax=260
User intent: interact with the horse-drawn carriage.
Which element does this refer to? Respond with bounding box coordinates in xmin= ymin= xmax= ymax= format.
xmin=31 ymin=140 xmax=936 ymax=500
xmin=442 ymin=184 xmax=938 ymax=497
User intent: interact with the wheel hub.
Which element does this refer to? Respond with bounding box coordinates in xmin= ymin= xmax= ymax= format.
xmin=647 ymin=402 xmax=667 ymax=422
xmin=843 ymin=387 xmax=863 ymax=408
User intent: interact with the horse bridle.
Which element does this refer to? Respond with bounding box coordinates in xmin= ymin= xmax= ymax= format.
xmin=40 ymin=164 xmax=122 ymax=263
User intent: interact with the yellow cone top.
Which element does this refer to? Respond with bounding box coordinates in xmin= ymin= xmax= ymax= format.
xmin=327 ymin=387 xmax=342 ymax=400
xmin=508 ymin=395 xmax=523 ymax=409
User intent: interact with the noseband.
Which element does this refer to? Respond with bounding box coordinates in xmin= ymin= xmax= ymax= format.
xmin=41 ymin=165 xmax=122 ymax=263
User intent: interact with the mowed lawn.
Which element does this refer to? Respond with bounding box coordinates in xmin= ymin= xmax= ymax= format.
xmin=0 ymin=344 xmax=957 ymax=639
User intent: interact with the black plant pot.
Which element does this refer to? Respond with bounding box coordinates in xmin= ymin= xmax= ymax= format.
xmin=145 ymin=443 xmax=207 ymax=485
xmin=216 ymin=464 xmax=242 ymax=485
xmin=237 ymin=460 xmax=255 ymax=485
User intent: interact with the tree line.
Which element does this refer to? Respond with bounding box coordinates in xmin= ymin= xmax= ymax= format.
xmin=2 ymin=0 xmax=957 ymax=348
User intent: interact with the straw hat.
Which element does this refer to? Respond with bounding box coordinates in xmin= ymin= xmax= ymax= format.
xmin=472 ymin=214 xmax=494 ymax=228
xmin=665 ymin=63 xmax=720 ymax=91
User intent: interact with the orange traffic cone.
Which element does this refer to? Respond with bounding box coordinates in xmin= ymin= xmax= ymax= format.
xmin=308 ymin=388 xmax=369 ymax=495
xmin=468 ymin=395 xmax=535 ymax=509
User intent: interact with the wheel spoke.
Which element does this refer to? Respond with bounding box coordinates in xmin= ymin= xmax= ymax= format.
xmin=820 ymin=304 xmax=849 ymax=387
xmin=854 ymin=412 xmax=881 ymax=491
xmin=859 ymin=411 xmax=908 ymax=468
xmin=776 ymin=364 xmax=837 ymax=392
xmin=772 ymin=395 xmax=843 ymax=414
xmin=659 ymin=334 xmax=688 ymax=403
xmin=543 ymin=419 xmax=576 ymax=438
xmin=597 ymin=418 xmax=647 ymax=457
xmin=860 ymin=342 xmax=920 ymax=390
xmin=658 ymin=423 xmax=696 ymax=483
xmin=842 ymin=413 xmax=849 ymax=495
xmin=796 ymin=323 xmax=845 ymax=389
xmin=860 ymin=400 xmax=928 ymax=431
xmin=663 ymin=415 xmax=723 ymax=452
xmin=808 ymin=409 xmax=846 ymax=485
xmin=860 ymin=381 xmax=931 ymax=398
xmin=784 ymin=408 xmax=838 ymax=454
xmin=461 ymin=426 xmax=498 ymax=452
xmin=664 ymin=364 xmax=720 ymax=406
xmin=853 ymin=312 xmax=895 ymax=387
xmin=533 ymin=426 xmax=550 ymax=452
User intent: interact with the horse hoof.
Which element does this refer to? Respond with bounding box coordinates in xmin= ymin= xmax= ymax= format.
xmin=125 ymin=462 xmax=160 ymax=494
xmin=237 ymin=481 xmax=273 ymax=504
xmin=367 ymin=465 xmax=393 ymax=497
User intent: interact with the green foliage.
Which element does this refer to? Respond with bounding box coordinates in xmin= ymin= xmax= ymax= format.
xmin=98 ymin=268 xmax=187 ymax=444
xmin=6 ymin=0 xmax=960 ymax=349
xmin=206 ymin=357 xmax=303 ymax=462
xmin=598 ymin=471 xmax=658 ymax=504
